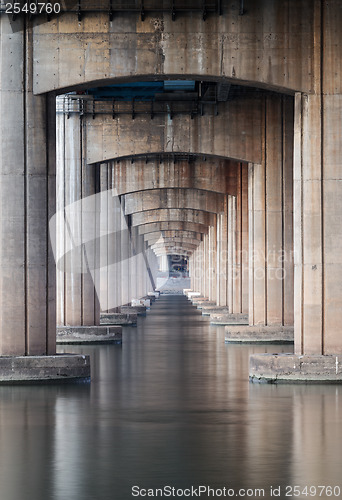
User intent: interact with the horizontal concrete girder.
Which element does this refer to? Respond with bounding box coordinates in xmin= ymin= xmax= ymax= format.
xmin=123 ymin=188 xmax=225 ymax=215
xmin=145 ymin=231 xmax=202 ymax=244
xmin=112 ymin=159 xmax=237 ymax=196
xmin=151 ymin=242 xmax=198 ymax=250
xmin=138 ymin=221 xmax=209 ymax=235
xmin=148 ymin=237 xmax=201 ymax=247
xmin=131 ymin=209 xmax=216 ymax=227
xmin=154 ymin=248 xmax=192 ymax=256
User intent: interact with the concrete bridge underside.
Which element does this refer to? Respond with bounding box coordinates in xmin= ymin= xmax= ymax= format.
xmin=0 ymin=0 xmax=342 ymax=382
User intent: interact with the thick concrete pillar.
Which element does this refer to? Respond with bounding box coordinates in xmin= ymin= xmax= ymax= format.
xmin=0 ymin=17 xmax=89 ymax=380
xmin=0 ymin=20 xmax=55 ymax=356
xmin=228 ymin=96 xmax=294 ymax=343
xmin=99 ymin=163 xmax=121 ymax=313
xmin=248 ymin=97 xmax=294 ymax=328
xmin=56 ymin=111 xmax=100 ymax=327
xmin=216 ymin=197 xmax=228 ymax=307
xmin=208 ymin=224 xmax=217 ymax=302
xmin=250 ymin=0 xmax=342 ymax=381
xmin=227 ymin=195 xmax=236 ymax=313
xmin=237 ymin=164 xmax=249 ymax=314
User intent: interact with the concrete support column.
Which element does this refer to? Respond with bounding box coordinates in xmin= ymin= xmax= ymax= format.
xmin=120 ymin=197 xmax=130 ymax=306
xmin=99 ymin=164 xmax=122 ymax=313
xmin=227 ymin=195 xmax=236 ymax=313
xmin=208 ymin=224 xmax=217 ymax=302
xmin=0 ymin=17 xmax=89 ymax=380
xmin=250 ymin=1 xmax=342 ymax=382
xmin=237 ymin=164 xmax=249 ymax=314
xmin=56 ymin=112 xmax=100 ymax=327
xmin=248 ymin=97 xmax=294 ymax=328
xmin=0 ymin=18 xmax=56 ymax=356
xmin=216 ymin=197 xmax=228 ymax=306
xmin=228 ymin=96 xmax=294 ymax=343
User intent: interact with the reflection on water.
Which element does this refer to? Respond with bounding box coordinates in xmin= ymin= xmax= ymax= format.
xmin=0 ymin=296 xmax=341 ymax=500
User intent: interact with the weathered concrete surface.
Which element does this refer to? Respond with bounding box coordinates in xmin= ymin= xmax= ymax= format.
xmin=132 ymin=299 xmax=151 ymax=308
xmin=56 ymin=111 xmax=100 ymax=328
xmin=210 ymin=313 xmax=249 ymax=325
xmin=57 ymin=326 xmax=122 ymax=344
xmin=225 ymin=326 xmax=294 ymax=344
xmin=88 ymin=99 xmax=262 ymax=165
xmin=186 ymin=292 xmax=202 ymax=299
xmin=132 ymin=208 xmax=216 ymax=228
xmin=201 ymin=307 xmax=230 ymax=316
xmin=34 ymin=2 xmax=317 ymax=95
xmin=112 ymin=158 xmax=237 ymax=196
xmin=0 ymin=355 xmax=90 ymax=384
xmin=194 ymin=301 xmax=216 ymax=308
xmin=0 ymin=15 xmax=56 ymax=356
xmin=124 ymin=188 xmax=225 ymax=215
xmin=139 ymin=222 xmax=209 ymax=236
xmin=250 ymin=354 xmax=342 ymax=383
xmin=120 ymin=306 xmax=147 ymax=316
xmin=100 ymin=313 xmax=137 ymax=326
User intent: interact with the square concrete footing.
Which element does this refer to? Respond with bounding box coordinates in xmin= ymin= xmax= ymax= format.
xmin=211 ymin=313 xmax=249 ymax=325
xmin=57 ymin=326 xmax=122 ymax=344
xmin=0 ymin=354 xmax=90 ymax=384
xmin=132 ymin=298 xmax=151 ymax=308
xmin=195 ymin=301 xmax=217 ymax=309
xmin=225 ymin=325 xmax=294 ymax=343
xmin=120 ymin=305 xmax=147 ymax=316
xmin=100 ymin=313 xmax=137 ymax=326
xmin=249 ymin=354 xmax=342 ymax=383
xmin=201 ymin=306 xmax=230 ymax=316
xmin=187 ymin=292 xmax=202 ymax=299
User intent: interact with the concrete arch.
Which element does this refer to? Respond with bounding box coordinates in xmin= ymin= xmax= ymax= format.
xmin=123 ymin=188 xmax=225 ymax=215
xmin=138 ymin=222 xmax=209 ymax=236
xmin=131 ymin=209 xmax=216 ymax=227
xmin=111 ymin=157 xmax=237 ymax=195
xmin=145 ymin=231 xmax=202 ymax=243
xmin=87 ymin=96 xmax=263 ymax=165
xmin=33 ymin=2 xmax=317 ymax=95
xmin=149 ymin=238 xmax=201 ymax=248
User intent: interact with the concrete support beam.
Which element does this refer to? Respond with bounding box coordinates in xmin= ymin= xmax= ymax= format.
xmin=131 ymin=209 xmax=216 ymax=227
xmin=112 ymin=158 xmax=236 ymax=195
xmin=139 ymin=221 xmax=209 ymax=236
xmin=145 ymin=231 xmax=202 ymax=245
xmin=123 ymin=188 xmax=225 ymax=215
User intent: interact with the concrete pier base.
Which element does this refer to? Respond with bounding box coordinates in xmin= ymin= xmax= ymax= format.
xmin=0 ymin=355 xmax=90 ymax=384
xmin=201 ymin=306 xmax=229 ymax=316
xmin=187 ymin=292 xmax=202 ymax=299
xmin=225 ymin=326 xmax=294 ymax=343
xmin=249 ymin=354 xmax=342 ymax=384
xmin=211 ymin=313 xmax=249 ymax=325
xmin=195 ymin=301 xmax=216 ymax=309
xmin=57 ymin=326 xmax=122 ymax=344
xmin=100 ymin=313 xmax=137 ymax=326
xmin=132 ymin=298 xmax=151 ymax=308
xmin=120 ymin=306 xmax=147 ymax=316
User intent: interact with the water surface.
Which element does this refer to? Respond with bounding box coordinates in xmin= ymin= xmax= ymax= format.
xmin=0 ymin=296 xmax=341 ymax=500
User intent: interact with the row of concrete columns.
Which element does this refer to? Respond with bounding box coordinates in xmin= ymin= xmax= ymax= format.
xmin=56 ymin=112 xmax=158 ymax=326
xmin=189 ymin=96 xmax=294 ymax=333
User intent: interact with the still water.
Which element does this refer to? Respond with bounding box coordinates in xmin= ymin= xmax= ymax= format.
xmin=0 ymin=295 xmax=341 ymax=500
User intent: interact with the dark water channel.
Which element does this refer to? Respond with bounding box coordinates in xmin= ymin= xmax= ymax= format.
xmin=0 ymin=295 xmax=341 ymax=500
